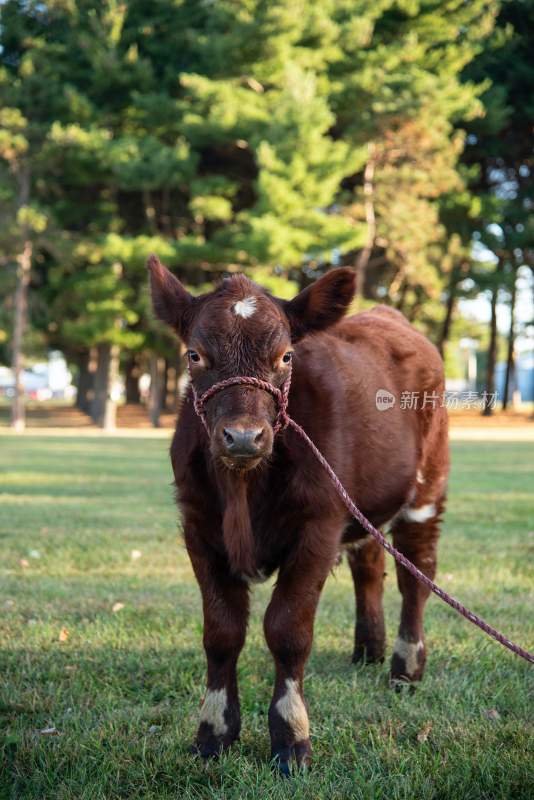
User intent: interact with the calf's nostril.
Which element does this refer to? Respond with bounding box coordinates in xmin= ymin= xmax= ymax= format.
xmin=220 ymin=424 xmax=268 ymax=456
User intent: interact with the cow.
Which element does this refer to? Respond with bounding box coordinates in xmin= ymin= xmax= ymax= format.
xmin=147 ymin=255 xmax=449 ymax=774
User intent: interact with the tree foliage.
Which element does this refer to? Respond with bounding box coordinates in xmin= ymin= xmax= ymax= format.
xmin=1 ymin=0 xmax=531 ymax=419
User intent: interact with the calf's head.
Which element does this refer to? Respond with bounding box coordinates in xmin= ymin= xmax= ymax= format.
xmin=148 ymin=255 xmax=355 ymax=471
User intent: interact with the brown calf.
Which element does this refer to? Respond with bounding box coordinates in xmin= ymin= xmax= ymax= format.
xmin=148 ymin=256 xmax=449 ymax=773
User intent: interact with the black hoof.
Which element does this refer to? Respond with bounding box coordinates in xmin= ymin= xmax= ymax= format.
xmin=277 ymin=759 xmax=291 ymax=778
xmin=190 ymin=740 xmax=222 ymax=759
xmin=192 ymin=718 xmax=240 ymax=759
xmin=272 ymin=746 xmax=292 ymax=777
xmin=389 ymin=676 xmax=417 ymax=695
xmin=390 ymin=647 xmax=426 ymax=686
xmin=271 ymin=740 xmax=311 ymax=776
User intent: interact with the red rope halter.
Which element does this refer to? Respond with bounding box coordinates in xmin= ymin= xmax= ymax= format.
xmin=188 ymin=366 xmax=534 ymax=666
xmin=190 ymin=368 xmax=291 ymax=436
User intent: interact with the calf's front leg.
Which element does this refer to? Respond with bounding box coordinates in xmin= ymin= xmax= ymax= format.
xmin=186 ymin=537 xmax=249 ymax=757
xmin=264 ymin=525 xmax=340 ymax=775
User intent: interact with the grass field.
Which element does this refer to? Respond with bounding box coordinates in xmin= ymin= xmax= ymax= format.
xmin=1 ymin=435 xmax=533 ymax=799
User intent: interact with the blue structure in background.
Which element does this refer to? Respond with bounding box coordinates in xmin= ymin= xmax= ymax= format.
xmin=495 ymin=352 xmax=534 ymax=402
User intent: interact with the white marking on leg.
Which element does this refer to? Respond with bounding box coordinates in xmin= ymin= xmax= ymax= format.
xmin=343 ymin=534 xmax=373 ymax=553
xmin=233 ymin=296 xmax=257 ymax=318
xmin=275 ymin=678 xmax=309 ymax=741
xmin=416 ymin=470 xmax=426 ymax=484
xmin=402 ymin=503 xmax=436 ymax=523
xmin=393 ymin=637 xmax=424 ymax=676
xmin=199 ymin=688 xmax=228 ymax=736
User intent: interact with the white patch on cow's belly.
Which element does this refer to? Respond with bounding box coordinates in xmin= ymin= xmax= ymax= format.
xmin=233 ymin=296 xmax=257 ymax=318
xmin=402 ymin=503 xmax=436 ymax=523
xmin=275 ymin=679 xmax=309 ymax=741
xmin=199 ymin=688 xmax=228 ymax=736
xmin=393 ymin=637 xmax=424 ymax=676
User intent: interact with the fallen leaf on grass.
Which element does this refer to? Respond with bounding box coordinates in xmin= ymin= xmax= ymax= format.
xmin=39 ymin=727 xmax=60 ymax=736
xmin=131 ymin=549 xmax=142 ymax=561
xmin=19 ymin=559 xmax=29 ymax=568
xmin=416 ymin=722 xmax=432 ymax=743
xmin=484 ymin=708 xmax=501 ymax=721
xmin=65 ymin=665 xmax=77 ymax=673
xmin=112 ymin=602 xmax=125 ymax=613
xmin=58 ymin=627 xmax=69 ymax=642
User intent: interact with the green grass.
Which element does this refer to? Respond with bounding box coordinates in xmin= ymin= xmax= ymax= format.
xmin=1 ymin=435 xmax=533 ymax=800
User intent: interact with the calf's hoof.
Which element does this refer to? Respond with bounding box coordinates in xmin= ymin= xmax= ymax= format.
xmin=192 ymin=721 xmax=239 ymax=759
xmin=389 ymin=636 xmax=426 ymax=687
xmin=271 ymin=739 xmax=311 ymax=777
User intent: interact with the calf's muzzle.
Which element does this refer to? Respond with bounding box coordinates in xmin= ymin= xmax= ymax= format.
xmin=214 ymin=416 xmax=273 ymax=467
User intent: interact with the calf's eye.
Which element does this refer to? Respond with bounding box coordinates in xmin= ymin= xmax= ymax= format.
xmin=282 ymin=351 xmax=293 ymax=364
xmin=187 ymin=350 xmax=201 ymax=363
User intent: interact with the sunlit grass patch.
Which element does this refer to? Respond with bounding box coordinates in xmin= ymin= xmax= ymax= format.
xmin=1 ymin=436 xmax=533 ymax=799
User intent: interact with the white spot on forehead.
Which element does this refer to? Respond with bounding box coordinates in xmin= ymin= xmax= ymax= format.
xmin=233 ymin=296 xmax=257 ymax=319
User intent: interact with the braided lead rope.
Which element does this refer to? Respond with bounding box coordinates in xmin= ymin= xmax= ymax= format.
xmin=189 ymin=370 xmax=534 ymax=665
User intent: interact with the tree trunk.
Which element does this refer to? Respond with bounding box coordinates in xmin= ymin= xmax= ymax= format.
xmin=11 ymin=166 xmax=32 ymax=433
xmin=75 ymin=349 xmax=96 ymax=414
xmin=354 ymin=142 xmax=376 ymax=300
xmin=502 ymin=271 xmax=517 ymax=411
xmin=91 ymin=342 xmax=120 ymax=429
xmin=482 ymin=274 xmax=500 ymax=417
xmin=161 ymin=187 xmax=172 ymax=235
xmin=148 ymin=352 xmax=165 ymax=428
xmin=395 ymin=280 xmax=409 ymax=314
xmin=102 ymin=344 xmax=120 ymax=430
xmin=124 ymin=355 xmax=141 ymax=404
xmin=161 ymin=359 xmax=168 ymax=412
xmin=438 ymin=272 xmax=457 ymax=357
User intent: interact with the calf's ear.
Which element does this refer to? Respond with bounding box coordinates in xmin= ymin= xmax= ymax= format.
xmin=147 ymin=255 xmax=195 ymax=340
xmin=282 ymin=268 xmax=356 ymax=341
